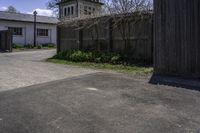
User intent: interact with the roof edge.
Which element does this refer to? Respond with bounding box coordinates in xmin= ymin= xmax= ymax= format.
xmin=0 ymin=18 xmax=58 ymax=25
xmin=0 ymin=11 xmax=57 ymax=19
xmin=57 ymin=0 xmax=104 ymax=5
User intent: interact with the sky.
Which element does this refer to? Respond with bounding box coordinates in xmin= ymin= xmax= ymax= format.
xmin=0 ymin=0 xmax=54 ymax=16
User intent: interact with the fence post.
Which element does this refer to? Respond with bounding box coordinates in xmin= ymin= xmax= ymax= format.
xmin=108 ymin=18 xmax=113 ymax=52
xmin=7 ymin=31 xmax=13 ymax=52
xmin=57 ymin=26 xmax=61 ymax=53
xmin=79 ymin=28 xmax=83 ymax=49
xmin=0 ymin=30 xmax=12 ymax=52
xmin=0 ymin=32 xmax=1 ymax=51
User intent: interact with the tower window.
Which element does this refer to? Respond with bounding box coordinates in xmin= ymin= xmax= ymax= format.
xmin=64 ymin=8 xmax=67 ymax=16
xmin=68 ymin=7 xmax=70 ymax=16
xmin=93 ymin=8 xmax=95 ymax=14
xmin=84 ymin=6 xmax=87 ymax=15
xmin=80 ymin=5 xmax=82 ymax=14
xmin=71 ymin=6 xmax=74 ymax=15
xmin=88 ymin=7 xmax=91 ymax=15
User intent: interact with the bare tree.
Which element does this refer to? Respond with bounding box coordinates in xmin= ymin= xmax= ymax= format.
xmin=46 ymin=0 xmax=152 ymax=16
xmin=103 ymin=0 xmax=153 ymax=14
xmin=46 ymin=0 xmax=60 ymax=16
xmin=6 ymin=6 xmax=19 ymax=13
xmin=102 ymin=0 xmax=153 ymax=52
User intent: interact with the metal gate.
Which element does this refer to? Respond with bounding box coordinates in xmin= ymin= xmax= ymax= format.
xmin=0 ymin=30 xmax=12 ymax=52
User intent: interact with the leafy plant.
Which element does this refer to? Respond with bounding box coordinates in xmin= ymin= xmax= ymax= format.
xmin=53 ymin=50 xmax=122 ymax=64
xmin=13 ymin=43 xmax=23 ymax=49
xmin=111 ymin=55 xmax=121 ymax=64
xmin=42 ymin=43 xmax=56 ymax=48
xmin=24 ymin=44 xmax=34 ymax=49
xmin=52 ymin=50 xmax=152 ymax=66
xmin=37 ymin=45 xmax=42 ymax=49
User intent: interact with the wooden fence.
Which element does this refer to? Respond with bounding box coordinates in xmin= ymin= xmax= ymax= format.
xmin=154 ymin=0 xmax=200 ymax=78
xmin=0 ymin=30 xmax=12 ymax=52
xmin=57 ymin=13 xmax=153 ymax=63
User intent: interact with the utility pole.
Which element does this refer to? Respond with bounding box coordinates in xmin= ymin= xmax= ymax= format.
xmin=33 ymin=11 xmax=37 ymax=47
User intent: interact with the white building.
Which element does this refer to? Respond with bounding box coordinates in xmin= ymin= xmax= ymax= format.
xmin=57 ymin=0 xmax=103 ymax=19
xmin=0 ymin=11 xmax=58 ymax=45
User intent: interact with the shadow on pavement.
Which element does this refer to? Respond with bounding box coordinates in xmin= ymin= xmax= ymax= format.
xmin=149 ymin=73 xmax=200 ymax=91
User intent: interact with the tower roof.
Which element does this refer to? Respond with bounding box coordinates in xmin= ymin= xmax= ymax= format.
xmin=57 ymin=0 xmax=104 ymax=5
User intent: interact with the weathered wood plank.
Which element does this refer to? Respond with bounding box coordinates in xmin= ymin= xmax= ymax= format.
xmin=58 ymin=13 xmax=153 ymax=63
xmin=0 ymin=30 xmax=12 ymax=52
xmin=154 ymin=0 xmax=200 ymax=78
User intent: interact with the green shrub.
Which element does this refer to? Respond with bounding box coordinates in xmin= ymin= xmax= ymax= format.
xmin=53 ymin=50 xmax=152 ymax=66
xmin=94 ymin=57 xmax=101 ymax=63
xmin=69 ymin=50 xmax=92 ymax=62
xmin=42 ymin=43 xmax=56 ymax=48
xmin=24 ymin=44 xmax=34 ymax=49
xmin=53 ymin=50 xmax=122 ymax=64
xmin=37 ymin=45 xmax=42 ymax=49
xmin=42 ymin=43 xmax=48 ymax=47
xmin=48 ymin=43 xmax=56 ymax=48
xmin=111 ymin=55 xmax=121 ymax=64
xmin=13 ymin=44 xmax=24 ymax=49
xmin=100 ymin=53 xmax=110 ymax=63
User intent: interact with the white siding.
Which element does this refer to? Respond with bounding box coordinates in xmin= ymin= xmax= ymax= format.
xmin=0 ymin=20 xmax=57 ymax=45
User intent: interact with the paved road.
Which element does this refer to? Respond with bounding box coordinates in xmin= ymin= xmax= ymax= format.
xmin=0 ymin=73 xmax=200 ymax=133
xmin=0 ymin=50 xmax=98 ymax=91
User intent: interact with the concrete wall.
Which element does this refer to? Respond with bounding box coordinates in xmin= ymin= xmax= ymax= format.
xmin=0 ymin=20 xmax=57 ymax=45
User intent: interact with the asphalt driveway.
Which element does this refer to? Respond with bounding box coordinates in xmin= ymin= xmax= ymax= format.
xmin=0 ymin=50 xmax=200 ymax=133
xmin=0 ymin=72 xmax=200 ymax=133
xmin=0 ymin=50 xmax=98 ymax=91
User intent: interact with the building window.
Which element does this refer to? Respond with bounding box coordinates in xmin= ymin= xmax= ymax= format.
xmin=68 ymin=7 xmax=70 ymax=16
xmin=64 ymin=8 xmax=67 ymax=16
xmin=88 ymin=7 xmax=91 ymax=15
xmin=84 ymin=6 xmax=88 ymax=15
xmin=84 ymin=6 xmax=94 ymax=15
xmin=37 ymin=29 xmax=48 ymax=37
xmin=71 ymin=6 xmax=74 ymax=15
xmin=80 ymin=5 xmax=82 ymax=14
xmin=8 ymin=27 xmax=23 ymax=36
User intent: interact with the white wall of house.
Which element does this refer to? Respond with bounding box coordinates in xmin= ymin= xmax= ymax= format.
xmin=0 ymin=20 xmax=57 ymax=45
